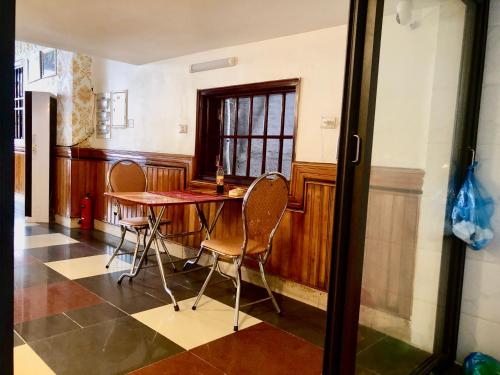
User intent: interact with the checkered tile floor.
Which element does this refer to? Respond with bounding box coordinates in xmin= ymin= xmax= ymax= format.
xmin=13 ymin=221 xmax=329 ymax=375
xmin=13 ymin=205 xmax=429 ymax=374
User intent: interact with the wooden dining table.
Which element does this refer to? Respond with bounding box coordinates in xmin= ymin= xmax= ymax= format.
xmin=104 ymin=189 xmax=243 ymax=311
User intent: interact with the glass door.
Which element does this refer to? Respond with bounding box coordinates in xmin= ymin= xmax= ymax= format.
xmin=356 ymin=1 xmax=468 ymax=372
xmin=324 ymin=0 xmax=489 ymax=374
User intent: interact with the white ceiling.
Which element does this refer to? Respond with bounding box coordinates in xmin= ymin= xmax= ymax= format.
xmin=16 ymin=0 xmax=349 ymax=65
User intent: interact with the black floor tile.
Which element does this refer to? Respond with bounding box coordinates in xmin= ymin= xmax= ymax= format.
xmin=356 ymin=336 xmax=430 ymax=374
xmin=15 ymin=314 xmax=80 ymax=343
xmin=29 ymin=316 xmax=185 ymax=375
xmin=64 ymin=302 xmax=127 ymax=327
xmin=202 ymin=276 xmax=328 ymax=348
xmin=13 ymin=331 xmax=24 ymax=347
xmin=128 ymin=272 xmax=198 ymax=304
xmin=26 ymin=242 xmax=106 ymax=262
xmin=75 ymin=271 xmax=168 ymax=314
xmin=14 ymin=262 xmax=67 ymax=289
xmin=24 ymin=225 xmax=56 ymax=236
xmin=357 ymin=325 xmax=386 ymax=352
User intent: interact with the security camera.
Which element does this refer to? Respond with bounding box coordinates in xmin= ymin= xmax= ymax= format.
xmin=396 ymin=0 xmax=413 ymax=25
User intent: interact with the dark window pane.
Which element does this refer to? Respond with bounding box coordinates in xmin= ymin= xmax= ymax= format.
xmin=282 ymin=139 xmax=293 ymax=179
xmin=284 ymin=92 xmax=296 ymax=136
xmin=265 ymin=139 xmax=280 ymax=172
xmin=235 ymin=139 xmax=248 ymax=176
xmin=223 ymin=98 xmax=237 ymax=136
xmin=221 ymin=138 xmax=234 ymax=175
xmin=252 ymin=96 xmax=265 ymax=135
xmin=250 ymin=139 xmax=263 ymax=177
xmin=237 ymin=97 xmax=250 ymax=135
xmin=267 ymin=94 xmax=283 ymax=135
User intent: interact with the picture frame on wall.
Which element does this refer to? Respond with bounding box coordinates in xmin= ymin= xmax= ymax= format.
xmin=41 ymin=49 xmax=57 ymax=78
xmin=27 ymin=52 xmax=41 ymax=83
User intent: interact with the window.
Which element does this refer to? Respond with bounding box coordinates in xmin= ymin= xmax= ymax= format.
xmin=14 ymin=62 xmax=24 ymax=140
xmin=195 ymin=79 xmax=299 ymax=184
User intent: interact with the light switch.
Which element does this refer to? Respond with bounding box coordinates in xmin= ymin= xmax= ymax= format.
xmin=128 ymin=119 xmax=134 ymax=128
xmin=320 ymin=116 xmax=338 ymax=129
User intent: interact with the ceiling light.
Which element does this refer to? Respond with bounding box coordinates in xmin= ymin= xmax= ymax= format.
xmin=190 ymin=57 xmax=237 ymax=73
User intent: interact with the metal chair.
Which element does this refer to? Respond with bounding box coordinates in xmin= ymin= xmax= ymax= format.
xmin=192 ymin=172 xmax=289 ymax=331
xmin=106 ymin=159 xmax=175 ymax=271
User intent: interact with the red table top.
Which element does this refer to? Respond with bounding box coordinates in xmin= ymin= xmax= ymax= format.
xmin=104 ymin=189 xmax=242 ymax=207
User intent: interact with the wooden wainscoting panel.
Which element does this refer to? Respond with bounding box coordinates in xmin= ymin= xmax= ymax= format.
xmin=14 ymin=151 xmax=25 ymax=193
xmin=361 ymin=168 xmax=424 ymax=319
xmin=53 ymin=146 xmax=425 ymax=309
xmin=54 ymin=156 xmax=72 ymax=218
xmin=288 ymin=162 xmax=337 ymax=211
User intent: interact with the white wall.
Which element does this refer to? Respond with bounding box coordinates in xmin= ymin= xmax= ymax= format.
xmin=371 ymin=7 xmax=438 ymax=169
xmin=91 ymin=27 xmax=347 ymax=163
xmin=411 ymin=0 xmax=466 ymax=352
xmin=457 ymin=0 xmax=500 ymax=362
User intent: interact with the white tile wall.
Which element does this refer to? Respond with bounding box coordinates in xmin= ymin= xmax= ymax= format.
xmin=457 ymin=0 xmax=500 ymax=362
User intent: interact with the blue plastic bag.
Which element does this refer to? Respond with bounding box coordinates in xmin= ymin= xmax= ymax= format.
xmin=464 ymin=352 xmax=500 ymax=374
xmin=451 ymin=162 xmax=494 ymax=250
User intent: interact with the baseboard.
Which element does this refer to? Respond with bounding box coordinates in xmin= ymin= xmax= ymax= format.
xmin=359 ymin=304 xmax=411 ymax=343
xmin=54 ymin=214 xmax=81 ymax=228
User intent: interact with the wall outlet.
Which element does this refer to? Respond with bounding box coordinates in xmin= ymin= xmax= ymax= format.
xmin=320 ymin=116 xmax=338 ymax=129
xmin=179 ymin=124 xmax=188 ymax=134
xmin=127 ymin=119 xmax=134 ymax=128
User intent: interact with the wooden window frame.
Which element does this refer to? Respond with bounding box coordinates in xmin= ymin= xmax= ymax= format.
xmin=194 ymin=78 xmax=300 ymax=185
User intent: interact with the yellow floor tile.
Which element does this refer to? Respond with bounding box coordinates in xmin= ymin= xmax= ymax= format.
xmin=132 ymin=296 xmax=261 ymax=350
xmin=16 ymin=233 xmax=78 ymax=250
xmin=45 ymin=254 xmax=131 ymax=280
xmin=14 ymin=344 xmax=55 ymax=375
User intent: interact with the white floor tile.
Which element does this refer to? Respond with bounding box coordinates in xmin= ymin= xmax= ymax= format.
xmin=45 ymin=254 xmax=131 ymax=280
xmin=132 ymin=296 xmax=261 ymax=350
xmin=14 ymin=344 xmax=55 ymax=375
xmin=15 ymin=233 xmax=78 ymax=250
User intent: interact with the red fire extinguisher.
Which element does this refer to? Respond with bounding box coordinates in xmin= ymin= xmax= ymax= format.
xmin=79 ymin=193 xmax=93 ymax=230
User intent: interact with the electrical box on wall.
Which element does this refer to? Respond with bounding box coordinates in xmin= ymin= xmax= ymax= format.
xmin=320 ymin=116 xmax=338 ymax=129
xmin=95 ymin=93 xmax=111 ymax=139
xmin=111 ymin=90 xmax=128 ymax=128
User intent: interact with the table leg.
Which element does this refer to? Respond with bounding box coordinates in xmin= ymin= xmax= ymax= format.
xmin=182 ymin=201 xmax=225 ymax=270
xmin=117 ymin=206 xmax=165 ymax=284
xmin=153 ymin=239 xmax=179 ymax=311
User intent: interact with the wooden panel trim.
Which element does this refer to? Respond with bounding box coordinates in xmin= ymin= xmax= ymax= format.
xmin=55 ymin=146 xmax=195 ymax=186
xmin=370 ymin=166 xmax=425 ymax=193
xmin=288 ymin=161 xmax=337 ymax=211
xmin=54 ymin=147 xmax=424 ymax=213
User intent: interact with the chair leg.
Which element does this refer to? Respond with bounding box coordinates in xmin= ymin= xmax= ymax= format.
xmin=142 ymin=230 xmax=149 ymax=265
xmin=192 ymin=252 xmax=218 ymax=310
xmin=259 ymin=261 xmax=280 ymax=314
xmin=158 ymin=237 xmax=177 ymax=272
xmin=106 ymin=225 xmax=126 ymax=268
xmin=129 ymin=231 xmax=141 ymax=274
xmin=234 ymin=258 xmax=242 ymax=331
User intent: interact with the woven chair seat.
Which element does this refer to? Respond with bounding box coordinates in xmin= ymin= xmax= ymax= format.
xmin=201 ymin=237 xmax=267 ymax=257
xmin=119 ymin=217 xmax=170 ymax=228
